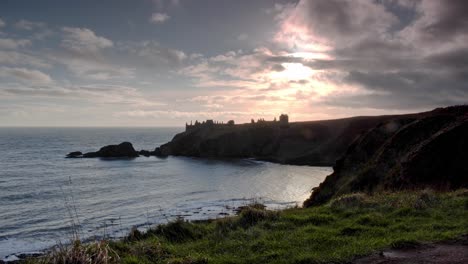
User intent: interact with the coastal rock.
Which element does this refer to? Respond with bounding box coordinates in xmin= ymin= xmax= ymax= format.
xmin=66 ymin=151 xmax=83 ymax=158
xmin=304 ymin=105 xmax=468 ymax=207
xmin=153 ymin=147 xmax=168 ymax=157
xmin=139 ymin=150 xmax=151 ymax=157
xmin=83 ymin=142 xmax=139 ymax=158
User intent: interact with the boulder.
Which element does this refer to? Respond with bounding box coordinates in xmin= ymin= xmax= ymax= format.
xmin=83 ymin=142 xmax=139 ymax=158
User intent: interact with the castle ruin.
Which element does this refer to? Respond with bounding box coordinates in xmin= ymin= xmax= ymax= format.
xmin=185 ymin=114 xmax=289 ymax=131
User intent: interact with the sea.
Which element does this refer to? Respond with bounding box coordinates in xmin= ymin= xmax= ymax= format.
xmin=0 ymin=127 xmax=332 ymax=261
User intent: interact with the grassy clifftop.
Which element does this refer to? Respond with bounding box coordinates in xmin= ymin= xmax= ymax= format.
xmin=28 ymin=190 xmax=468 ymax=264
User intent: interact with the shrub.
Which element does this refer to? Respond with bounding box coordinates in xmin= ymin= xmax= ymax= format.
xmin=152 ymin=218 xmax=205 ymax=243
xmin=237 ymin=207 xmax=279 ymax=227
xmin=235 ymin=202 xmax=266 ymax=215
xmin=330 ymin=193 xmax=368 ymax=209
xmin=453 ymin=188 xmax=468 ymax=197
xmin=214 ymin=217 xmax=238 ymax=234
xmin=413 ymin=189 xmax=439 ymax=209
xmin=126 ymin=227 xmax=143 ymax=242
xmin=128 ymin=240 xmax=168 ymax=262
xmin=37 ymin=240 xmax=120 ymax=264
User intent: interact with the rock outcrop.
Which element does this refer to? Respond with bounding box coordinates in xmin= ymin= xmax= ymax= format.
xmin=66 ymin=142 xmax=169 ymax=159
xmin=66 ymin=151 xmax=83 ymax=158
xmin=304 ymin=105 xmax=468 ymax=207
xmin=76 ymin=142 xmax=140 ymax=158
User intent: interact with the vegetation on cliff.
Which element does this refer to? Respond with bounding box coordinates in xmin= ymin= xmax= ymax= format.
xmin=27 ymin=190 xmax=468 ymax=264
xmin=305 ymin=105 xmax=468 ymax=206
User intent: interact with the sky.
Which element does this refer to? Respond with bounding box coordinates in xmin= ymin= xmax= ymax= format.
xmin=0 ymin=0 xmax=467 ymax=126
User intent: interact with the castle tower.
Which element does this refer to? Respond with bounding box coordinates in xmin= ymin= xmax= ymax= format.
xmin=279 ymin=114 xmax=289 ymax=128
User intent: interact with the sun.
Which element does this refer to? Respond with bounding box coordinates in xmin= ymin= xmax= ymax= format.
xmin=270 ymin=63 xmax=313 ymax=81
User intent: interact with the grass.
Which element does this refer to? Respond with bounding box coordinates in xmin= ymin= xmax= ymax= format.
xmin=28 ymin=189 xmax=468 ymax=264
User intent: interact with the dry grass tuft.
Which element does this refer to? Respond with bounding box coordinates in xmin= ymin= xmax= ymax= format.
xmin=34 ymin=240 xmax=120 ymax=264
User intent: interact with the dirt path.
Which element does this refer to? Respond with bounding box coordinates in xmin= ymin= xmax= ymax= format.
xmin=354 ymin=237 xmax=468 ymax=264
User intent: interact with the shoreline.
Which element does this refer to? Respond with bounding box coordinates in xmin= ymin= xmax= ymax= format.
xmin=1 ymin=197 xmax=301 ymax=263
xmin=9 ymin=189 xmax=468 ymax=263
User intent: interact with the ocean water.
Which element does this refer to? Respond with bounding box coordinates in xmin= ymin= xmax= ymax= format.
xmin=0 ymin=127 xmax=332 ymax=260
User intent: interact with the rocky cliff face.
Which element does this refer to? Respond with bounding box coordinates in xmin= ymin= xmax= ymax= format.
xmin=158 ymin=115 xmax=419 ymax=166
xmin=304 ymin=106 xmax=468 ymax=207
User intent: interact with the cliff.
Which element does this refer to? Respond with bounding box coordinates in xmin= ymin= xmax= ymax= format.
xmin=158 ymin=114 xmax=422 ymax=166
xmin=304 ymin=105 xmax=468 ymax=206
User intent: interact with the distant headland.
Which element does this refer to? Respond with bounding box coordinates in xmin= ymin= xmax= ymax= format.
xmin=157 ymin=113 xmax=403 ymax=165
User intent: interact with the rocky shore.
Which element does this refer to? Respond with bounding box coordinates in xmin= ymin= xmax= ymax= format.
xmin=66 ymin=142 xmax=166 ymax=159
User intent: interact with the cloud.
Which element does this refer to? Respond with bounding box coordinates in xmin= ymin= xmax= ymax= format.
xmin=0 ymin=51 xmax=51 ymax=68
xmin=276 ymin=0 xmax=398 ymax=50
xmin=0 ymin=18 xmax=5 ymax=28
xmin=402 ymin=0 xmax=468 ymax=44
xmin=9 ymin=19 xmax=54 ymax=40
xmin=15 ymin=19 xmax=46 ymax=30
xmin=150 ymin=13 xmax=170 ymax=24
xmin=0 ymin=66 xmax=52 ymax=84
xmin=269 ymin=0 xmax=468 ymax=111
xmin=176 ymin=47 xmax=337 ymax=121
xmin=175 ymin=0 xmax=467 ymax=117
xmin=0 ymin=38 xmax=31 ymax=49
xmin=426 ymin=47 xmax=468 ymax=71
xmin=115 ymin=109 xmax=261 ymax=121
xmin=118 ymin=40 xmax=187 ymax=67
xmin=52 ymin=27 xmax=136 ymax=80
xmin=152 ymin=0 xmax=180 ymax=10
xmin=0 ymin=82 xmax=163 ymax=106
xmin=50 ymin=50 xmax=135 ymax=81
xmin=61 ymin=27 xmax=113 ymax=53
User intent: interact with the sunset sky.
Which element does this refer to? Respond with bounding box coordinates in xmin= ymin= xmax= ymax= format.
xmin=1 ymin=0 xmax=467 ymax=126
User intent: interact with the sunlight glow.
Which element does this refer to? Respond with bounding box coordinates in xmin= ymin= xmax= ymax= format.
xmin=290 ymin=52 xmax=332 ymax=60
xmin=270 ymin=63 xmax=314 ymax=81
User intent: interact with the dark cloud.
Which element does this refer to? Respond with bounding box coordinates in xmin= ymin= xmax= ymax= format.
xmin=271 ymin=64 xmax=285 ymax=72
xmin=334 ymin=38 xmax=416 ymax=59
xmin=265 ymin=55 xmax=303 ymax=64
xmin=419 ymin=0 xmax=468 ymax=42
xmin=277 ymin=0 xmax=468 ymax=110
xmin=425 ymin=48 xmax=468 ymax=70
xmin=290 ymin=79 xmax=309 ymax=85
xmin=294 ymin=0 xmax=398 ymax=43
xmin=340 ymin=70 xmax=468 ymax=109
